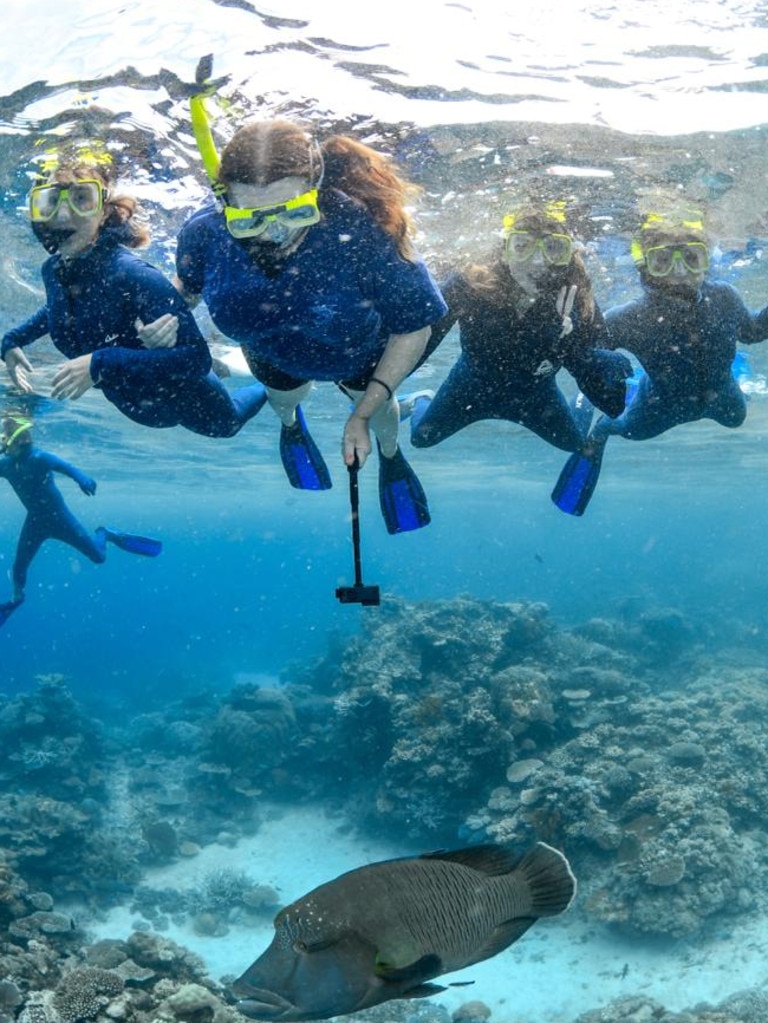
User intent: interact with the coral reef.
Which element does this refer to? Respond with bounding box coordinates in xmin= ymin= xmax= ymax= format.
xmin=574 ymin=990 xmax=768 ymax=1023
xmin=5 ymin=594 xmax=768 ymax=953
xmin=275 ymin=597 xmax=768 ymax=940
xmin=11 ymin=925 xmax=237 ymax=1023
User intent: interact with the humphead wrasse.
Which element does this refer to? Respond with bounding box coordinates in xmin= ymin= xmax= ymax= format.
xmin=232 ymin=842 xmax=576 ymax=1020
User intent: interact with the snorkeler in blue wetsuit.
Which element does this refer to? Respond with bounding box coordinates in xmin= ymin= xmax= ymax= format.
xmin=167 ymin=115 xmax=446 ymax=532
xmin=0 ymin=414 xmax=161 ymax=627
xmin=552 ymin=209 xmax=768 ymax=515
xmin=1 ymin=145 xmax=267 ymax=438
xmin=406 ymin=202 xmax=631 ymax=454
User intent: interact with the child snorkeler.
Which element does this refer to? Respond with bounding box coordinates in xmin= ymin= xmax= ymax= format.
xmin=0 ymin=413 xmax=162 ymax=626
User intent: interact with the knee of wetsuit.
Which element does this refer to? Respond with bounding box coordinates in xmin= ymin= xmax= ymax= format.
xmin=409 ymin=421 xmax=437 ymax=448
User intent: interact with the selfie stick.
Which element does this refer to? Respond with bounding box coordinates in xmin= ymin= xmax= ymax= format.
xmin=335 ymin=458 xmax=381 ymax=606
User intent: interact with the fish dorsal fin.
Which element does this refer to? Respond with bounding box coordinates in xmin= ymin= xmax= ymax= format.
xmin=462 ymin=917 xmax=536 ymax=969
xmin=375 ymin=952 xmax=442 ymax=986
xmin=420 ymin=844 xmax=522 ymax=876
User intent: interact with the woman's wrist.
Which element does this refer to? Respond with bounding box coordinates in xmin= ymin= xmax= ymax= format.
xmin=367 ymin=375 xmax=393 ymax=400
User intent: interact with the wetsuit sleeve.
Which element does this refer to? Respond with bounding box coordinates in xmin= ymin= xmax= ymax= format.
xmin=89 ymin=258 xmax=211 ymax=387
xmin=36 ymin=450 xmax=92 ymax=489
xmin=564 ymin=303 xmax=633 ymax=418
xmin=426 ymin=273 xmax=466 ymax=348
xmin=1 ymin=307 xmax=50 ymax=360
xmin=729 ymin=285 xmax=768 ymax=344
xmin=175 ymin=217 xmax=207 ymax=296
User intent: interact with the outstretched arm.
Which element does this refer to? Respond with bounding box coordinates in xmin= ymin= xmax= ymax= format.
xmin=37 ymin=450 xmax=97 ymax=495
xmin=738 ymin=297 xmax=768 ymax=344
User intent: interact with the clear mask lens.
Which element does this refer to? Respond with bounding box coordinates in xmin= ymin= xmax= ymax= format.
xmin=224 ymin=189 xmax=321 ymax=239
xmin=644 ymin=243 xmax=709 ymax=277
xmin=504 ymin=231 xmax=573 ymax=266
xmin=28 ymin=179 xmax=104 ymax=222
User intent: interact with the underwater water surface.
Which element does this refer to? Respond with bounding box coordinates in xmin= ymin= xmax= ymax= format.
xmin=3 ymin=4 xmax=768 ymax=1023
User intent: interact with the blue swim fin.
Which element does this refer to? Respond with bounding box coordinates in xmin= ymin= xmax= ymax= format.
xmin=377 ymin=442 xmax=431 ymax=534
xmin=279 ymin=406 xmax=332 ymax=491
xmin=551 ymin=439 xmax=606 ymax=517
xmin=102 ymin=528 xmax=163 ymax=557
xmin=0 ymin=599 xmax=22 ymax=628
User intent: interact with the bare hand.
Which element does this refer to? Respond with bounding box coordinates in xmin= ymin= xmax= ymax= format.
xmin=4 ymin=348 xmax=35 ymax=393
xmin=52 ymin=355 xmax=94 ymax=400
xmin=343 ymin=412 xmax=372 ymax=469
xmin=136 ymin=314 xmax=179 ymax=349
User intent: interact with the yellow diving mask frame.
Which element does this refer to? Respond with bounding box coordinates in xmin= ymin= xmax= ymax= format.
xmin=188 ymin=55 xmax=324 ymax=238
xmin=502 ymin=201 xmax=573 ymax=266
xmin=503 ymin=227 xmax=573 ymax=266
xmin=28 ymin=179 xmax=106 ymax=222
xmin=223 ymin=190 xmax=321 ymax=239
xmin=642 ymin=242 xmax=709 ymax=278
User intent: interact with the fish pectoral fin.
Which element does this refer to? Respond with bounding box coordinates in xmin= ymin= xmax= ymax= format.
xmin=462 ymin=917 xmax=536 ymax=968
xmin=400 ymin=983 xmax=447 ymax=1000
xmin=375 ymin=952 xmax=442 ymax=985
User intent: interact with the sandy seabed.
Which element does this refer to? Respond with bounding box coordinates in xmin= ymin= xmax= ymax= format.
xmin=86 ymin=805 xmax=768 ymax=1023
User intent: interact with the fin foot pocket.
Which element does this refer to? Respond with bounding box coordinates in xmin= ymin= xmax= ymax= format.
xmin=279 ymin=406 xmax=332 ymax=490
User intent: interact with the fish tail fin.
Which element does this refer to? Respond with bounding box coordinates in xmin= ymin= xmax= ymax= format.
xmin=517 ymin=842 xmax=577 ymax=916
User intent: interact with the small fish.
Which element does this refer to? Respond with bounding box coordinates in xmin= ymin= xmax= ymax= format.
xmin=232 ymin=842 xmax=576 ymax=1021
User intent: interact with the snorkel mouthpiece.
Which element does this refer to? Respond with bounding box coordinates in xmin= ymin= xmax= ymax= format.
xmin=31 ymin=221 xmax=75 ymax=254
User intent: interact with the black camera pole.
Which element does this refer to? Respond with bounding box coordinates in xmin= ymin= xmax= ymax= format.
xmin=335 ymin=457 xmax=381 ymax=606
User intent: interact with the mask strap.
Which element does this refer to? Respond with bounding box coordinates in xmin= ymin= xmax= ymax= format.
xmin=309 ymin=138 xmax=325 ymax=191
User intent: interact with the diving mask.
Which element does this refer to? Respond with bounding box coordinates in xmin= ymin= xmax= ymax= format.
xmin=224 ymin=189 xmax=321 ymax=240
xmin=503 ymin=229 xmax=573 ymax=267
xmin=642 ymin=242 xmax=709 ymax=278
xmin=2 ymin=417 xmax=32 ymax=452
xmin=29 ymin=179 xmax=106 ymax=222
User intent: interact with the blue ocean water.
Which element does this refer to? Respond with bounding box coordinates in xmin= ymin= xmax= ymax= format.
xmin=3 ymin=6 xmax=768 ymax=1023
xmin=1 ymin=0 xmax=768 ymax=693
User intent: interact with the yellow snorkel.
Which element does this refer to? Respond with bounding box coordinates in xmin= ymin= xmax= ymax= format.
xmin=189 ymin=54 xmax=230 ymax=205
xmin=2 ymin=416 xmax=33 ymax=453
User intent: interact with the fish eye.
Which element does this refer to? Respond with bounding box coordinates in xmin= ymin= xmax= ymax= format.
xmin=292 ymin=940 xmax=308 ymax=953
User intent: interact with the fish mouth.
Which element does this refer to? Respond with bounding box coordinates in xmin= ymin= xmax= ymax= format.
xmin=234 ymin=991 xmax=298 ymax=1021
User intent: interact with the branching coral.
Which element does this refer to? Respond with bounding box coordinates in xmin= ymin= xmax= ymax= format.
xmin=52 ymin=968 xmax=123 ymax=1023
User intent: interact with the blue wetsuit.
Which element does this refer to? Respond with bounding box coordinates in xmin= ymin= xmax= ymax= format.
xmin=410 ymin=269 xmax=632 ymax=451
xmin=595 ymin=279 xmax=768 ymax=441
xmin=176 ymin=189 xmax=447 ymax=389
xmin=0 ymin=446 xmax=106 ymax=594
xmin=1 ymin=227 xmax=265 ymax=437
